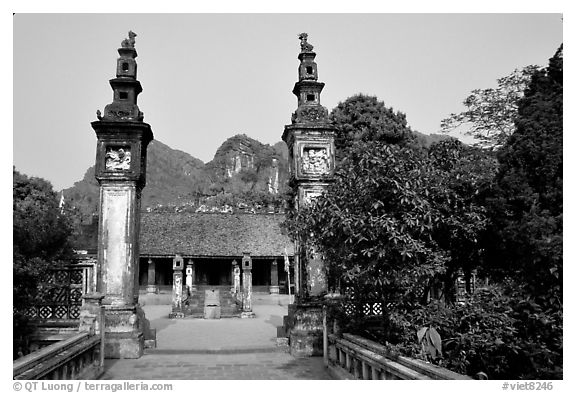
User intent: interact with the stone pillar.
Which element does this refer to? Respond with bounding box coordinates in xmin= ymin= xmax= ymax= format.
xmin=146 ymin=258 xmax=158 ymax=294
xmin=241 ymin=252 xmax=255 ymax=318
xmin=91 ymin=32 xmax=153 ymax=359
xmin=185 ymin=263 xmax=194 ymax=294
xmin=270 ymin=259 xmax=279 ymax=294
xmin=78 ymin=293 xmax=105 ymax=370
xmin=169 ymin=255 xmax=185 ymax=318
xmin=231 ymin=260 xmax=238 ymax=294
xmin=233 ymin=261 xmax=241 ymax=302
xmin=280 ymin=34 xmax=336 ymax=357
xmin=79 ymin=292 xmax=105 ymax=335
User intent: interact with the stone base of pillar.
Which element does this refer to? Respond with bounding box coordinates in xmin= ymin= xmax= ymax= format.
xmin=104 ymin=331 xmax=144 ymax=359
xmin=240 ymin=311 xmax=256 ymax=318
xmin=146 ymin=284 xmax=158 ymax=294
xmin=269 ymin=285 xmax=280 ymax=294
xmin=284 ymin=302 xmax=324 ymax=357
xmin=102 ymin=305 xmax=145 ymax=359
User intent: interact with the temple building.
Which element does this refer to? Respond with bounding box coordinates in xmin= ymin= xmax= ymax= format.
xmin=72 ymin=212 xmax=295 ymax=296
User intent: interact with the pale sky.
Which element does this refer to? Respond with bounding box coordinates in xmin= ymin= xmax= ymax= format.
xmin=13 ymin=13 xmax=563 ymax=191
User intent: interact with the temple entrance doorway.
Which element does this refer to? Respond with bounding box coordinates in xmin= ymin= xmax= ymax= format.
xmin=199 ymin=259 xmax=232 ymax=286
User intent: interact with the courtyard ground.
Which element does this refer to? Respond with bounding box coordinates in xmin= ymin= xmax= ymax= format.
xmin=99 ymin=294 xmax=332 ymax=380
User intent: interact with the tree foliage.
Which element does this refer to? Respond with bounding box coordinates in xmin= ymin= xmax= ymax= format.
xmin=13 ymin=168 xmax=74 ymax=311
xmin=441 ymin=65 xmax=540 ymax=149
xmin=284 ymin=138 xmax=496 ymax=308
xmin=398 ymin=283 xmax=562 ymax=379
xmin=329 ymin=94 xmax=415 ymax=160
xmin=484 ymin=46 xmax=563 ymax=310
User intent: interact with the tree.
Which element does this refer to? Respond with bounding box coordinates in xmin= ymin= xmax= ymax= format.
xmin=484 ymin=46 xmax=562 ymax=307
xmin=475 ymin=46 xmax=563 ymax=379
xmin=285 ymin=137 xmax=495 ymax=307
xmin=13 ymin=168 xmax=74 ymax=312
xmin=329 ymin=94 xmax=415 ymax=160
xmin=427 ymin=139 xmax=498 ymax=300
xmin=441 ymin=65 xmax=540 ymax=149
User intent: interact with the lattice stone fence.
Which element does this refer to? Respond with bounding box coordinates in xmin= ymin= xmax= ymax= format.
xmin=14 ymin=293 xmax=105 ymax=380
xmin=22 ymin=261 xmax=96 ymax=321
xmin=15 ymin=260 xmax=97 ymax=356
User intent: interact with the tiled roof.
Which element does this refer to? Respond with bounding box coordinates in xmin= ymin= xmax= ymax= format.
xmin=139 ymin=212 xmax=294 ymax=258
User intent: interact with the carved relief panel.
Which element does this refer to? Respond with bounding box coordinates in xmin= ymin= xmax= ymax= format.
xmin=294 ymin=140 xmax=334 ymax=180
xmin=105 ymin=146 xmax=132 ymax=171
xmin=301 ymin=147 xmax=329 ymax=175
xmin=297 ymin=184 xmax=329 ymax=208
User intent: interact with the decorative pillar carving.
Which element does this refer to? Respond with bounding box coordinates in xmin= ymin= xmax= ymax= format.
xmin=186 ymin=261 xmax=196 ymax=293
xmin=169 ymin=255 xmax=185 ymax=318
xmin=92 ymin=31 xmax=153 ymax=358
xmin=241 ymin=252 xmax=255 ymax=318
xmin=281 ymin=33 xmax=336 ymax=357
xmin=185 ymin=263 xmax=193 ymax=295
xmin=233 ymin=260 xmax=241 ymax=302
xmin=146 ymin=258 xmax=158 ymax=294
xmin=270 ymin=259 xmax=279 ymax=294
xmin=231 ymin=260 xmax=238 ymax=294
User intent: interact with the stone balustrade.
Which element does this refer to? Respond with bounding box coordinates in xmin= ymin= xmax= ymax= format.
xmin=13 ymin=332 xmax=103 ymax=380
xmin=327 ymin=333 xmax=470 ymax=380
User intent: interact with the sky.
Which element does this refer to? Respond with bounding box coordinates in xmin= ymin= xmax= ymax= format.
xmin=12 ymin=12 xmax=563 ymax=191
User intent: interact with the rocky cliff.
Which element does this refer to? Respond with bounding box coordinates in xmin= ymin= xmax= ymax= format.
xmin=63 ymin=135 xmax=289 ymax=220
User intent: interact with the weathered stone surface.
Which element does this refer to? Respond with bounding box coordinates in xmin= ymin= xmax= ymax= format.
xmin=204 ymin=306 xmax=221 ymax=319
xmin=104 ymin=332 xmax=144 ymax=359
xmin=290 ymin=330 xmax=323 ymax=357
xmin=102 ymin=305 xmax=144 ymax=358
xmin=98 ymin=185 xmax=139 ymax=306
xmin=78 ymin=293 xmax=104 ymax=335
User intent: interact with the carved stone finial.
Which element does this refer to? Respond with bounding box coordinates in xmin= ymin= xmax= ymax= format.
xmin=298 ymin=32 xmax=314 ymax=52
xmin=121 ymin=31 xmax=137 ymax=48
xmin=96 ymin=110 xmax=103 ymax=120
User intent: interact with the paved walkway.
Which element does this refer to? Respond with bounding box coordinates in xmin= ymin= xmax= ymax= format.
xmin=100 ymin=294 xmax=332 ymax=380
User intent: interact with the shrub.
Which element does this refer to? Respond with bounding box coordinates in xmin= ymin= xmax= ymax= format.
xmin=352 ymin=282 xmax=563 ymax=379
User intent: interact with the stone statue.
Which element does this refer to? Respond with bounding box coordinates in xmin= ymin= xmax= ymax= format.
xmin=298 ymin=32 xmax=314 ymax=52
xmin=121 ymin=31 xmax=137 ymax=48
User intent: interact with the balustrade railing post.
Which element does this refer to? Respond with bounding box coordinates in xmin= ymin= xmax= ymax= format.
xmin=99 ymin=302 xmax=105 ymax=369
xmin=345 ymin=351 xmax=351 ymax=371
xmin=362 ymin=362 xmax=369 ymax=380
xmin=323 ymin=304 xmax=328 ymax=367
xmin=371 ymin=366 xmax=380 ymax=380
